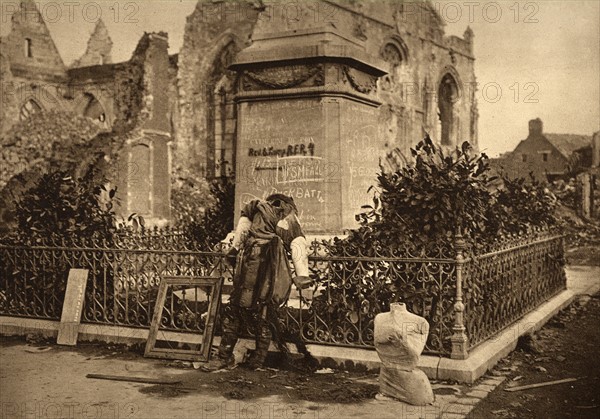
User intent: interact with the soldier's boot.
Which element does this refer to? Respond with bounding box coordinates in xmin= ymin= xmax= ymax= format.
xmin=202 ymin=305 xmax=240 ymax=372
xmin=245 ymin=337 xmax=270 ymax=370
xmin=201 ymin=333 xmax=237 ymax=372
xmin=244 ymin=314 xmax=272 ymax=370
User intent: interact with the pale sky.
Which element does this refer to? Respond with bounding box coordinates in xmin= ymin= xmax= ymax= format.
xmin=1 ymin=0 xmax=599 ymax=157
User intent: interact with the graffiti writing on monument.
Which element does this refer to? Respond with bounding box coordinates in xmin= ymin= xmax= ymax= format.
xmin=277 ymin=156 xmax=339 ymax=186
xmin=240 ymin=156 xmax=333 ymax=202
xmin=342 ymin=102 xmax=381 ymax=223
xmin=248 ymin=142 xmax=315 ymax=157
xmin=238 ymin=99 xmax=347 ymax=232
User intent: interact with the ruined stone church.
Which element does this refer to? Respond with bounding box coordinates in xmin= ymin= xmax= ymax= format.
xmin=1 ymin=0 xmax=478 ymax=232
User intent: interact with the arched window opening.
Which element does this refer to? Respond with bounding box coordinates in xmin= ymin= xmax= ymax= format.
xmin=380 ymin=37 xmax=408 ymax=68
xmin=19 ymin=99 xmax=41 ymax=121
xmin=437 ymin=73 xmax=459 ymax=146
xmin=206 ymin=40 xmax=239 ymax=179
xmin=83 ymin=94 xmax=107 ymax=127
xmin=213 ymin=83 xmax=236 ymax=178
xmin=24 ymin=38 xmax=32 ymax=58
xmin=382 ymin=43 xmax=403 ymax=66
xmin=210 ymin=71 xmax=237 ymax=179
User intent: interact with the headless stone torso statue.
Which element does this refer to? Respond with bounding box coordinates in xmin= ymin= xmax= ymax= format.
xmin=374 ymin=302 xmax=434 ymax=405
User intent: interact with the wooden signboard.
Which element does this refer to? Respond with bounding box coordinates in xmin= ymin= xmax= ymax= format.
xmin=57 ymin=269 xmax=89 ymax=346
xmin=145 ymin=276 xmax=223 ymax=362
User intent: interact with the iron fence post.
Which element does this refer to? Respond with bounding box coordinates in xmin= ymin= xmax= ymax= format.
xmin=451 ymin=230 xmax=469 ymax=360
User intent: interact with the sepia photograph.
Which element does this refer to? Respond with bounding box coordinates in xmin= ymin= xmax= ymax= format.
xmin=0 ymin=1 xmax=599 ymax=418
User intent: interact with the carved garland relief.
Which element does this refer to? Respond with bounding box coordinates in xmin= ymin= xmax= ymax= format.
xmin=241 ymin=64 xmax=325 ymax=91
xmin=240 ymin=62 xmax=381 ymax=96
xmin=341 ymin=65 xmax=378 ymax=94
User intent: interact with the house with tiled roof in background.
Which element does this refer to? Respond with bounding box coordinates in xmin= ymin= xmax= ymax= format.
xmin=491 ymin=118 xmax=593 ymax=182
xmin=490 ymin=118 xmax=599 ymax=219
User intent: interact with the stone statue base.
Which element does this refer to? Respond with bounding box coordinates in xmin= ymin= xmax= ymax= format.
xmin=378 ymin=365 xmax=434 ymax=405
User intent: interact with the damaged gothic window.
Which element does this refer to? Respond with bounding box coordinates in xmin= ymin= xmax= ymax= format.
xmin=211 ymin=74 xmax=237 ymax=179
xmin=382 ymin=43 xmax=403 ymax=66
xmin=438 ymin=73 xmax=459 ymax=146
xmin=82 ymin=93 xmax=108 ymax=128
xmin=381 ymin=38 xmax=408 ymax=68
xmin=24 ymin=38 xmax=32 ymax=58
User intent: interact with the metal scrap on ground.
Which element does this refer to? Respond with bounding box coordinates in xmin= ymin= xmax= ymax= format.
xmin=86 ymin=373 xmax=181 ymax=385
xmin=504 ymin=378 xmax=578 ymax=392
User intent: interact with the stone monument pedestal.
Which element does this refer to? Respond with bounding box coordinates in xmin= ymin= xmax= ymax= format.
xmin=231 ymin=28 xmax=386 ymax=234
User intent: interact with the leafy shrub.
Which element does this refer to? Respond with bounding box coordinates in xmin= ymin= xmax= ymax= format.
xmin=349 ymin=136 xmax=559 ymax=254
xmin=170 ymin=167 xmax=214 ymax=226
xmin=0 ymin=113 xmax=129 ymax=236
xmin=183 ymin=178 xmax=235 ymax=248
xmin=488 ymin=174 xmax=558 ymax=234
xmin=352 ymin=136 xmax=495 ymax=254
xmin=2 ymin=169 xmax=120 ymax=316
xmin=13 ymin=169 xmax=117 ymax=243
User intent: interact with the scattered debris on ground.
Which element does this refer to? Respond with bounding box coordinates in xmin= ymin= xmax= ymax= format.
xmin=139 ymin=353 xmax=382 ymax=403
xmin=471 ymin=292 xmax=600 ymax=418
xmin=25 ymin=333 xmax=51 ymax=346
xmin=558 ymin=206 xmax=600 ymax=266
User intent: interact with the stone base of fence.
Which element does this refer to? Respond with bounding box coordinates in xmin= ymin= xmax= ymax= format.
xmin=437 ymin=288 xmax=576 ymax=382
xmin=0 ymin=287 xmax=580 ymax=384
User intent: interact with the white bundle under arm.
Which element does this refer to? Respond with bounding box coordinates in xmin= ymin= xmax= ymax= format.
xmin=231 ymin=216 xmax=252 ymax=250
xmin=290 ymin=236 xmax=309 ymax=277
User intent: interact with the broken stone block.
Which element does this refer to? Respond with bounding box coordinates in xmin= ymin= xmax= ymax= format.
xmin=374 ymin=302 xmax=434 ymax=405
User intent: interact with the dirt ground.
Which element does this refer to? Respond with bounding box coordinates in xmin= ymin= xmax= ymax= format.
xmin=139 ymin=356 xmax=380 ymax=404
xmin=470 ymin=292 xmax=600 ymax=419
xmin=0 ymin=336 xmax=466 ymax=419
xmin=3 ymin=336 xmax=380 ymax=404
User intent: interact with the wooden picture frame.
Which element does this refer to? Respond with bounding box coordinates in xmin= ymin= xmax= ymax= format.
xmin=144 ymin=276 xmax=223 ymax=362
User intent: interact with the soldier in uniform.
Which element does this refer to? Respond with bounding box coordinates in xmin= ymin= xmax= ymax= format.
xmin=203 ymin=194 xmax=312 ymax=371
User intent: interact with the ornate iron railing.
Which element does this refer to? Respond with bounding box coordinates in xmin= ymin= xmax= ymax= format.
xmin=0 ymin=228 xmax=566 ymax=358
xmin=462 ymin=231 xmax=566 ymax=350
xmin=0 ymin=235 xmax=233 ymax=332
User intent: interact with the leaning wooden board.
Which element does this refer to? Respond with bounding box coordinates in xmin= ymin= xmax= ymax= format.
xmin=57 ymin=269 xmax=89 ymax=346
